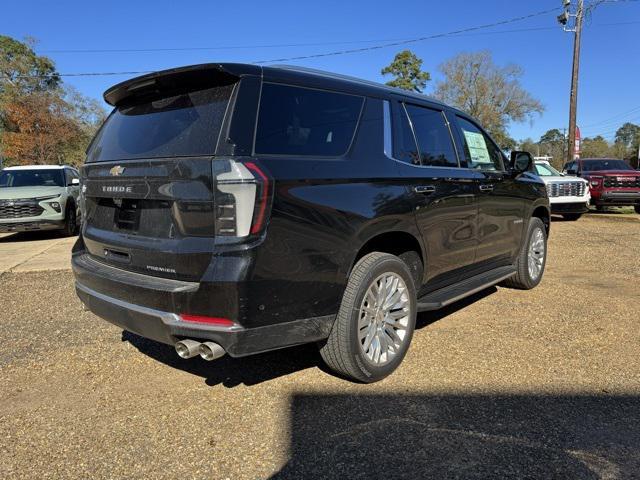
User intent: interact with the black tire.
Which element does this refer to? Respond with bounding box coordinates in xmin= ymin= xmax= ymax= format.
xmin=562 ymin=213 xmax=582 ymax=221
xmin=320 ymin=252 xmax=417 ymax=383
xmin=596 ymin=205 xmax=606 ymax=212
xmin=635 ymin=205 xmax=640 ymax=215
xmin=62 ymin=203 xmax=78 ymax=237
xmin=501 ymin=217 xmax=547 ymax=290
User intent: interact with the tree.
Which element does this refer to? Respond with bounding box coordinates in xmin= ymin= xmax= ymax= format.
xmin=538 ymin=128 xmax=566 ymax=169
xmin=0 ymin=35 xmax=59 ymax=99
xmin=1 ymin=92 xmax=82 ymax=165
xmin=580 ymin=136 xmax=611 ymax=158
xmin=0 ymin=36 xmax=105 ymax=167
xmin=381 ymin=50 xmax=431 ymax=93
xmin=614 ymin=122 xmax=640 ymax=166
xmin=434 ymin=51 xmax=544 ymax=150
xmin=539 ymin=128 xmax=565 ymax=145
xmin=518 ymin=138 xmax=539 ymax=156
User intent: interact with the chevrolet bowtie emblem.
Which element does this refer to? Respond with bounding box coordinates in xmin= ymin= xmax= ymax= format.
xmin=109 ymin=165 xmax=125 ymax=176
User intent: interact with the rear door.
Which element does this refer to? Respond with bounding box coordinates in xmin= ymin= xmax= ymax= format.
xmin=80 ymin=78 xmax=238 ymax=281
xmin=453 ymin=115 xmax=525 ymax=271
xmin=392 ymin=101 xmax=479 ymax=291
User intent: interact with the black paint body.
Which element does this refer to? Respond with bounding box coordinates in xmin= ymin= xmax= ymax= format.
xmin=72 ymin=63 xmax=549 ymax=356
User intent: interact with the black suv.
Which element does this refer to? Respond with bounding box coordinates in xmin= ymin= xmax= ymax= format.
xmin=73 ymin=63 xmax=550 ymax=382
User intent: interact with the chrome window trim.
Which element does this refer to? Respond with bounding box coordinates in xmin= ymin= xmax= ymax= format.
xmin=383 ymin=100 xmax=393 ymax=158
xmin=383 ymin=99 xmax=469 ymax=172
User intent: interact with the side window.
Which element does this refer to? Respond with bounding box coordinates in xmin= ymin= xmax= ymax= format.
xmin=254 ymin=83 xmax=364 ymax=156
xmin=404 ymin=104 xmax=458 ymax=167
xmin=456 ymin=116 xmax=505 ymax=171
xmin=392 ymin=103 xmax=420 ymax=165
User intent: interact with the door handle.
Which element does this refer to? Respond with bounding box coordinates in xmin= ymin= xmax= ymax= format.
xmin=414 ymin=185 xmax=436 ymax=194
xmin=479 ymin=184 xmax=494 ymax=192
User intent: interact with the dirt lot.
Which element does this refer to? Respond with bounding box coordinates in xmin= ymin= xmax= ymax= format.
xmin=0 ymin=214 xmax=639 ymax=479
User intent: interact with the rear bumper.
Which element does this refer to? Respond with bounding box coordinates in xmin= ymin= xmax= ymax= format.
xmin=72 ymin=252 xmax=335 ymax=357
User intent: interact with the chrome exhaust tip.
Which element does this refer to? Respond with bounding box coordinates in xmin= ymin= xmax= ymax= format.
xmin=175 ymin=339 xmax=201 ymax=359
xmin=199 ymin=342 xmax=225 ymax=361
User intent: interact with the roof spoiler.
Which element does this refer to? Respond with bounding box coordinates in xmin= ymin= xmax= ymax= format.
xmin=103 ymin=63 xmax=261 ymax=107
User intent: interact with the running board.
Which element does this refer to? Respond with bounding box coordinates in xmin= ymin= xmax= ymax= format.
xmin=416 ymin=266 xmax=516 ymax=312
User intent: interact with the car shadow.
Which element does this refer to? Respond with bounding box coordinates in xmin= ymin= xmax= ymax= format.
xmin=271 ymin=392 xmax=640 ymax=478
xmin=121 ymin=330 xmax=324 ymax=387
xmin=587 ymin=207 xmax=636 ymax=215
xmin=0 ymin=230 xmax=64 ymax=243
xmin=416 ymin=287 xmax=497 ymax=330
xmin=122 ymin=288 xmax=497 ymax=388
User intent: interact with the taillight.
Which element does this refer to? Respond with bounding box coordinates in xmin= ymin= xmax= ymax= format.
xmin=213 ymin=159 xmax=272 ymax=238
xmin=179 ymin=314 xmax=236 ymax=327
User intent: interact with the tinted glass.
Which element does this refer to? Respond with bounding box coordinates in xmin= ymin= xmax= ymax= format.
xmin=404 ymin=105 xmax=457 ymax=167
xmin=255 ymin=84 xmax=363 ymax=156
xmin=0 ymin=169 xmax=65 ymax=188
xmin=87 ymin=85 xmax=235 ymax=162
xmin=581 ymin=159 xmax=634 ymax=171
xmin=393 ymin=105 xmax=420 ymax=165
xmin=456 ymin=116 xmax=505 ymax=171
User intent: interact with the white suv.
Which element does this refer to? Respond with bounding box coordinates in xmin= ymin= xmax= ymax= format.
xmin=534 ymin=160 xmax=590 ymax=221
xmin=0 ymin=165 xmax=81 ymax=235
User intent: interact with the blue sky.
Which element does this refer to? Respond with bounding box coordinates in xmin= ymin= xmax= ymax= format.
xmin=2 ymin=0 xmax=639 ymax=142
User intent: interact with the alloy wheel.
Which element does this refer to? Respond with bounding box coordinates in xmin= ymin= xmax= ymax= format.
xmin=358 ymin=272 xmax=411 ymax=366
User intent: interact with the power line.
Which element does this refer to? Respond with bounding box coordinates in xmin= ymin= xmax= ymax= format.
xmin=251 ymin=7 xmax=562 ymax=64
xmin=2 ymin=7 xmax=561 ymax=79
xmin=580 ymin=108 xmax=640 ymax=133
xmin=37 ymin=20 xmax=640 ymax=55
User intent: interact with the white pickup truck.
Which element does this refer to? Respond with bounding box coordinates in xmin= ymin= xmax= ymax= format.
xmin=534 ymin=160 xmax=590 ymax=221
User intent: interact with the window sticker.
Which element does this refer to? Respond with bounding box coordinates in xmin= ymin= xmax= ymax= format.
xmin=463 ymin=130 xmax=492 ymax=165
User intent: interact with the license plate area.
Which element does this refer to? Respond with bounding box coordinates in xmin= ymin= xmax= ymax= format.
xmin=87 ymin=197 xmax=174 ymax=238
xmin=114 ymin=199 xmax=141 ymax=231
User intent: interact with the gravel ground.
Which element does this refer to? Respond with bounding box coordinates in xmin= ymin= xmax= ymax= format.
xmin=0 ymin=215 xmax=639 ymax=479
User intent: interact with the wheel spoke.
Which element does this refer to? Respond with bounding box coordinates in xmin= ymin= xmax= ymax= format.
xmin=372 ymin=336 xmax=382 ymax=363
xmin=384 ymin=325 xmax=402 ymax=346
xmin=362 ymin=326 xmax=375 ymax=351
xmin=358 ymin=270 xmax=412 ymax=366
xmin=388 ymin=309 xmax=407 ymax=320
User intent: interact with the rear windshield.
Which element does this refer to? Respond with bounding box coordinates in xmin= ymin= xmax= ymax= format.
xmin=0 ymin=169 xmax=65 ymax=188
xmin=582 ymin=159 xmax=634 ymax=171
xmin=87 ymin=85 xmax=235 ymax=162
xmin=255 ymin=83 xmax=363 ymax=156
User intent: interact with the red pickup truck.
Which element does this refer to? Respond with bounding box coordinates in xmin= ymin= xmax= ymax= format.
xmin=562 ymin=158 xmax=640 ymax=213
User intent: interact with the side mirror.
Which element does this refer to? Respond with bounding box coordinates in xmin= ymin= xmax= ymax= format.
xmin=509 ymin=151 xmax=533 ymax=174
xmin=71 ymin=178 xmax=80 ymax=186
xmin=565 ymin=168 xmax=578 ymax=176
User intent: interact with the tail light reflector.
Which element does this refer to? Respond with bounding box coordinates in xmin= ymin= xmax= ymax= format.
xmin=180 ymin=314 xmax=235 ymax=327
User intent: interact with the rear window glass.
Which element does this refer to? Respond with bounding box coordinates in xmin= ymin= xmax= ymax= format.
xmin=87 ymin=85 xmax=235 ymax=162
xmin=255 ymin=83 xmax=363 ymax=156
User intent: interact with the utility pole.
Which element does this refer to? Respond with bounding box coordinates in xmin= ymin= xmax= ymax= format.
xmin=558 ymin=0 xmax=584 ymax=163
